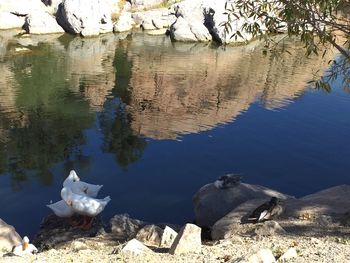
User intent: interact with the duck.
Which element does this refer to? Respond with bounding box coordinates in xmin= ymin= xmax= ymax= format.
xmin=248 ymin=197 xmax=279 ymax=223
xmin=61 ymin=186 xmax=111 ymax=229
xmin=63 ymin=170 xmax=103 ymax=198
xmin=46 ymin=199 xmax=74 ymax=218
xmin=214 ymin=173 xmax=242 ymax=189
xmin=12 ymin=236 xmax=38 ymax=256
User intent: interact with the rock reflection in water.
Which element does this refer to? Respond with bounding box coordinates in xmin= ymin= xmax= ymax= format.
xmin=122 ymin=34 xmax=335 ymax=139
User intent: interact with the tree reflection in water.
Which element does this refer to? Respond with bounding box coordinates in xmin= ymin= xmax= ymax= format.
xmin=0 ymin=43 xmax=94 ymax=190
xmin=99 ymin=46 xmax=147 ymax=169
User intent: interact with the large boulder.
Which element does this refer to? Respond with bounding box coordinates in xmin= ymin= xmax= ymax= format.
xmin=113 ymin=2 xmax=134 ymax=32
xmin=193 ymin=182 xmax=291 ymax=227
xmin=0 ymin=0 xmax=47 ymax=16
xmin=23 ymin=11 xmax=65 ymax=34
xmin=0 ymin=219 xmax=22 ymax=252
xmin=0 ymin=12 xmax=25 ymax=29
xmin=132 ymin=9 xmax=176 ymax=30
xmin=56 ymin=0 xmax=113 ymax=36
xmin=169 ymin=0 xmax=282 ymax=44
xmin=284 ymin=185 xmax=350 ymax=219
xmin=41 ymin=0 xmax=63 ymax=15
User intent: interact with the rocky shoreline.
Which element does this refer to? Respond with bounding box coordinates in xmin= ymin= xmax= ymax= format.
xmin=0 ymin=0 xmax=285 ymax=43
xmin=1 ymin=179 xmax=350 ymax=262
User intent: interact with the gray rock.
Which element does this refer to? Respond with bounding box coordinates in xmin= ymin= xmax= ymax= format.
xmin=169 ymin=223 xmax=201 ymax=255
xmin=110 ymin=214 xmax=146 ymax=241
xmin=160 ymin=226 xmax=177 ymax=248
xmin=0 ymin=219 xmax=22 ymax=252
xmin=284 ymin=185 xmax=350 ymax=219
xmin=0 ymin=12 xmax=25 ymax=29
xmin=33 ymin=214 xmax=105 ymax=250
xmin=23 ymin=11 xmax=65 ymax=34
xmin=136 ymin=224 xmax=163 ymax=247
xmin=253 ymin=221 xmax=286 ymax=237
xmin=56 ymin=0 xmax=113 ymax=36
xmin=194 ymin=182 xmax=291 ymax=227
xmin=121 ymin=238 xmax=153 ymax=256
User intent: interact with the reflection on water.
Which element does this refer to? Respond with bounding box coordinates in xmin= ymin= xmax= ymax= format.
xmin=0 ymin=30 xmax=346 ymax=236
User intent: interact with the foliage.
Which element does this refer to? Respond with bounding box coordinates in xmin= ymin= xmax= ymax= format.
xmin=222 ymin=0 xmax=350 ymax=90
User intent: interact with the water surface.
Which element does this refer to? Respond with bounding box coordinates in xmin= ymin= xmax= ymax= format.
xmin=0 ymin=31 xmax=349 ymax=238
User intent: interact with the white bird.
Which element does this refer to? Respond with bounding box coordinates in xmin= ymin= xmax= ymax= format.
xmin=61 ymin=186 xmax=111 ymax=229
xmin=63 ymin=170 xmax=103 ymax=198
xmin=46 ymin=200 xmax=74 ymax=218
xmin=12 ymin=236 xmax=38 ymax=256
xmin=61 ymin=187 xmax=111 ymax=217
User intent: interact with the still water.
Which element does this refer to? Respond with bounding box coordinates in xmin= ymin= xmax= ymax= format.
xmin=0 ymin=31 xmax=349 ymax=238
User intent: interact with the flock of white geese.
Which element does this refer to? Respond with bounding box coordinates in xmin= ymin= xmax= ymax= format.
xmin=12 ymin=170 xmax=110 ymax=256
xmin=47 ymin=170 xmax=111 ymax=229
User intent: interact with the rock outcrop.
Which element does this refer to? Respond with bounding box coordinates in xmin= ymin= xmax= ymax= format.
xmin=193 ymin=182 xmax=291 ymax=227
xmin=169 ymin=0 xmax=283 ymax=44
xmin=0 ymin=219 xmax=22 ymax=252
xmin=110 ymin=214 xmax=147 ymax=241
xmin=56 ymin=0 xmax=113 ymax=36
xmin=0 ymin=12 xmax=26 ymax=30
xmin=135 ymin=225 xmax=163 ymax=247
xmin=113 ymin=2 xmax=134 ymax=32
xmin=23 ymin=10 xmax=65 ymax=34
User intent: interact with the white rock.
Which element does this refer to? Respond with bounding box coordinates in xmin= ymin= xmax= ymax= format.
xmin=121 ymin=238 xmax=153 ymax=256
xmin=169 ymin=223 xmax=201 ymax=255
xmin=239 ymin=248 xmax=277 ymax=263
xmin=70 ymin=240 xmax=88 ymax=252
xmin=160 ymin=226 xmax=178 ymax=248
xmin=278 ymin=247 xmax=297 ymax=262
xmin=56 ymin=0 xmax=113 ymax=36
xmin=23 ymin=11 xmax=64 ymax=34
xmin=0 ymin=0 xmax=47 ymax=16
xmin=0 ymin=12 xmax=25 ymax=29
xmin=113 ymin=3 xmax=134 ymax=32
xmin=169 ymin=16 xmax=198 ymax=42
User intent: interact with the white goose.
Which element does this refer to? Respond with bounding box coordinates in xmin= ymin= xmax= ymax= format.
xmin=12 ymin=236 xmax=38 ymax=256
xmin=63 ymin=170 xmax=103 ymax=197
xmin=61 ymin=186 xmax=111 ymax=229
xmin=46 ymin=200 xmax=74 ymax=218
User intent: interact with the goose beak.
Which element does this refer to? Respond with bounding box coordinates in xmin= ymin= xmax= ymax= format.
xmin=23 ymin=242 xmax=28 ymax=250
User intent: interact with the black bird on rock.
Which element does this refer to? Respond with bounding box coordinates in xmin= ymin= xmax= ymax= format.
xmin=248 ymin=197 xmax=279 ymax=223
xmin=214 ymin=173 xmax=242 ymax=189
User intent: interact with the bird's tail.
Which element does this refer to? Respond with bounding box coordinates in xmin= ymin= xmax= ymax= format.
xmin=103 ymin=196 xmax=111 ymax=202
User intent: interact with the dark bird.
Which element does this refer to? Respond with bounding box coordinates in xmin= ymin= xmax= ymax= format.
xmin=248 ymin=197 xmax=279 ymax=223
xmin=214 ymin=173 xmax=241 ymax=189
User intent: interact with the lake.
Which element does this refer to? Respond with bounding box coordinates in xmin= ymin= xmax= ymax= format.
xmin=0 ymin=31 xmax=349 ymax=238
